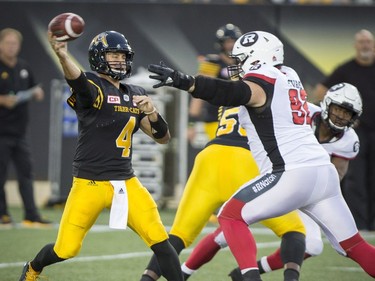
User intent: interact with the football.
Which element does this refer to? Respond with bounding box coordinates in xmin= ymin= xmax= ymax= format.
xmin=48 ymin=12 xmax=85 ymax=42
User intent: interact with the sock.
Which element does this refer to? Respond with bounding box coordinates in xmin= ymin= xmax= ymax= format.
xmin=141 ymin=235 xmax=185 ymax=280
xmin=340 ymin=232 xmax=375 ymax=277
xmin=262 ymin=248 xmax=284 ymax=271
xmin=151 ymin=240 xmax=182 ymax=280
xmin=284 ymin=268 xmax=299 ymax=281
xmin=218 ymin=201 xmax=258 ymax=269
xmin=184 ymin=229 xmax=221 ymax=270
xmin=31 ymin=243 xmax=65 ymax=272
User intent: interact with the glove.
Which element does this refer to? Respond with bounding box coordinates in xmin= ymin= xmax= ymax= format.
xmin=148 ymin=61 xmax=194 ymax=91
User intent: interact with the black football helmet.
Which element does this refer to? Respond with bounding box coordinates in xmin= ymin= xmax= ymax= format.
xmin=215 ymin=23 xmax=242 ymax=51
xmin=88 ymin=31 xmax=134 ymax=80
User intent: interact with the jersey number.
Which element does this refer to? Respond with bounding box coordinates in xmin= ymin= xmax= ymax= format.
xmin=216 ymin=107 xmax=246 ymax=137
xmin=116 ymin=116 xmax=136 ymax=157
xmin=288 ymin=89 xmax=311 ymax=125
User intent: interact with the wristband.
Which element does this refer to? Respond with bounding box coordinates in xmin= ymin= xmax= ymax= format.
xmin=149 ymin=113 xmax=169 ymax=139
xmin=144 ymin=107 xmax=157 ymax=115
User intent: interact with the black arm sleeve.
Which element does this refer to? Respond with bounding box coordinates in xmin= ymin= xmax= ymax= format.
xmin=191 ymin=75 xmax=252 ymax=106
xmin=66 ymin=72 xmax=97 ymax=108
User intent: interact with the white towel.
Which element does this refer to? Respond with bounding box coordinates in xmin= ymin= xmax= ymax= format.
xmin=109 ymin=180 xmax=128 ymax=229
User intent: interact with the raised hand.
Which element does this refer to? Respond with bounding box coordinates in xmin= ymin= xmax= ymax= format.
xmin=148 ymin=61 xmax=194 ymax=91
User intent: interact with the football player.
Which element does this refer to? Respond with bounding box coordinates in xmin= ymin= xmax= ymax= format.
xmin=147 ymin=31 xmax=375 ymax=281
xmin=180 ymin=83 xmax=363 ymax=281
xmin=19 ymin=31 xmax=183 ymax=281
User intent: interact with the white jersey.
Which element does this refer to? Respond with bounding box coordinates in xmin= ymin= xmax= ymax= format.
xmin=308 ymin=103 xmax=360 ymax=160
xmin=238 ymin=64 xmax=330 ymax=174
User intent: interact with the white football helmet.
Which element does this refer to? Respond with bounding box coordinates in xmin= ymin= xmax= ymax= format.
xmin=320 ymin=82 xmax=363 ymax=132
xmin=227 ymin=31 xmax=284 ymax=79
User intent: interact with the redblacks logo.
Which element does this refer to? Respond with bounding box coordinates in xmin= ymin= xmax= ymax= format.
xmin=108 ymin=96 xmax=121 ymax=104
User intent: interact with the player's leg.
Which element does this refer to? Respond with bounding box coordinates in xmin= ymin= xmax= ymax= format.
xmin=302 ymin=165 xmax=375 ymax=277
xmin=219 ymin=167 xmax=318 ymax=281
xmin=227 ymin=210 xmax=307 ymax=281
xmin=127 ymin=177 xmax=182 ymax=281
xmin=176 ymin=146 xmax=259 ymax=280
xmin=20 ymin=177 xmax=107 ymax=280
xmin=252 ymin=210 xmax=322 ymax=277
xmin=12 ymin=137 xmax=43 ymax=223
xmin=258 ymin=211 xmax=306 ymax=281
xmin=181 ymin=227 xmax=225 ymax=279
xmin=0 ymin=137 xmax=12 ymax=224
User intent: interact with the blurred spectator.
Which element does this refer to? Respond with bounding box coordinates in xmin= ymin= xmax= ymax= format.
xmin=0 ymin=28 xmax=51 ymax=228
xmin=188 ymin=23 xmax=242 ymax=148
xmin=310 ymin=29 xmax=375 ymax=230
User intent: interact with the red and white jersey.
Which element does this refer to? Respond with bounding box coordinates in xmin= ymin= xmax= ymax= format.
xmin=308 ymin=103 xmax=360 ymax=160
xmin=238 ymin=64 xmax=331 ymax=174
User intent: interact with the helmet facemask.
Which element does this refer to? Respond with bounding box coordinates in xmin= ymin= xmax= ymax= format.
xmin=101 ymin=51 xmax=134 ymax=80
xmin=326 ymin=102 xmax=357 ymax=132
xmin=227 ymin=53 xmax=248 ymax=80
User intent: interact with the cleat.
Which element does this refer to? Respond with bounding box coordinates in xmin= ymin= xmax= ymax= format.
xmin=21 ymin=217 xmax=52 ymax=229
xmin=228 ymin=267 xmax=243 ymax=281
xmin=19 ymin=262 xmax=41 ymax=281
xmin=0 ymin=215 xmax=13 ymax=229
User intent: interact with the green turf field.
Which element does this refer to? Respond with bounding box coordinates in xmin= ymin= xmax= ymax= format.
xmin=1 ymin=206 xmax=374 ymax=280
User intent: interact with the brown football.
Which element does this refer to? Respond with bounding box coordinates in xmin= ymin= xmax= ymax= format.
xmin=48 ymin=12 xmax=85 ymax=42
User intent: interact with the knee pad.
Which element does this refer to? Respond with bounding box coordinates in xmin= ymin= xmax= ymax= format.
xmin=280 ymin=231 xmax=306 ymax=266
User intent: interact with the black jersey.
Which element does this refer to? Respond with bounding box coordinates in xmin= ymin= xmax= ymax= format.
xmin=206 ymin=106 xmax=249 ymax=150
xmin=67 ymin=72 xmax=147 ymax=180
xmin=0 ymin=58 xmax=37 ymax=137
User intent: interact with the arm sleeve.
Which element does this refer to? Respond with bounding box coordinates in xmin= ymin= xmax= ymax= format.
xmin=191 ymin=75 xmax=252 ymax=106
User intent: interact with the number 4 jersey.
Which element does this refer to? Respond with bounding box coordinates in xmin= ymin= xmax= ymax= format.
xmin=238 ymin=64 xmax=331 ymax=174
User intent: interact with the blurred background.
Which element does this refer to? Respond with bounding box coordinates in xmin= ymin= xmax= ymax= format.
xmin=1 ymin=0 xmax=375 ymax=208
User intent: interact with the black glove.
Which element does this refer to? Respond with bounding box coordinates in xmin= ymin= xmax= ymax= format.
xmin=148 ymin=61 xmax=194 ymax=91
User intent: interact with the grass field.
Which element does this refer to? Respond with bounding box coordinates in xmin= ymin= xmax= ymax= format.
xmin=1 ymin=206 xmax=374 ymax=281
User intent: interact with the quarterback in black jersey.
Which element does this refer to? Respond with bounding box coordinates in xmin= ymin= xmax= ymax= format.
xmin=19 ymin=31 xmax=183 ymax=281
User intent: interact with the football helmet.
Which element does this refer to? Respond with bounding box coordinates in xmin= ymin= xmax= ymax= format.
xmin=215 ymin=23 xmax=242 ymax=51
xmin=320 ymin=82 xmax=363 ymax=132
xmin=88 ymin=31 xmax=134 ymax=80
xmin=227 ymin=31 xmax=284 ymax=79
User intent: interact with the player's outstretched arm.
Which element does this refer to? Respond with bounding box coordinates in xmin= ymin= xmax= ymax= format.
xmin=148 ymin=62 xmax=254 ymax=107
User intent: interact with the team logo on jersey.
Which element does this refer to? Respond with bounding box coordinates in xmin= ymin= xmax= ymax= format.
xmin=353 ymin=141 xmax=360 ymax=153
xmin=107 ymin=95 xmax=121 ymax=104
xmin=123 ymin=94 xmax=130 ymax=102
